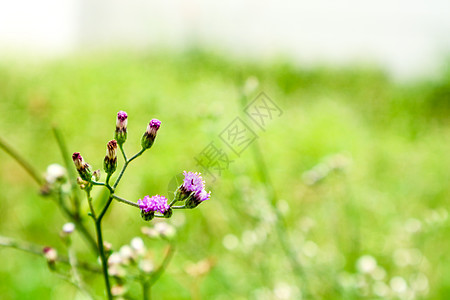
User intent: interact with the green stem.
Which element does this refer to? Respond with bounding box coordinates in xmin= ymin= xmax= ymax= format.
xmin=0 ymin=135 xmax=43 ymax=185
xmin=119 ymin=144 xmax=127 ymax=162
xmin=94 ymin=218 xmax=113 ymax=300
xmin=97 ymin=196 xmax=113 ymax=222
xmin=112 ymin=194 xmax=139 ymax=208
xmin=85 ymin=190 xmax=112 ymax=299
xmin=141 ymin=273 xmax=150 ymax=300
xmin=86 ymin=191 xmax=97 ymax=220
xmin=86 ymin=145 xmax=145 ymax=299
xmin=67 ymin=241 xmax=91 ymax=298
xmin=113 ymin=148 xmax=145 ymax=190
xmin=91 ymin=181 xmax=114 ymax=194
xmin=148 ymin=245 xmax=175 ymax=287
xmin=56 ymin=186 xmax=97 ymax=253
xmin=171 ymin=205 xmax=186 ymax=209
xmin=105 ymin=173 xmax=112 ymax=187
xmin=168 ymin=198 xmax=179 ymax=207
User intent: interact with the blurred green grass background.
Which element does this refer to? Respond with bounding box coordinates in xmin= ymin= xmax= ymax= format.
xmin=0 ymin=50 xmax=449 ymax=299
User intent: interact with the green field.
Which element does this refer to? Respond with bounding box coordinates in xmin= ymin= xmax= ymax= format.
xmin=0 ymin=50 xmax=449 ymax=299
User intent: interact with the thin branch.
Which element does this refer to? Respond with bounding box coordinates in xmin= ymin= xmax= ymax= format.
xmin=55 ymin=186 xmax=97 ymax=253
xmin=91 ymin=181 xmax=114 ymax=194
xmin=111 ymin=194 xmax=139 ymax=208
xmin=0 ymin=135 xmax=43 ymax=185
xmin=52 ymin=126 xmax=81 ymax=213
xmin=148 ymin=245 xmax=176 ymax=287
xmin=171 ymin=205 xmax=186 ymax=210
xmin=0 ymin=235 xmax=101 ymax=273
xmin=112 ymin=148 xmax=145 ymax=190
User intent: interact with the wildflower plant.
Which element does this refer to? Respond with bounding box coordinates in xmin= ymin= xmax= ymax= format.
xmin=0 ymin=111 xmax=210 ymax=299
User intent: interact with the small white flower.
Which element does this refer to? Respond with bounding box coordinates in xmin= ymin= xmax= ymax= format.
xmin=139 ymin=259 xmax=154 ymax=273
xmin=154 ymin=222 xmax=176 ymax=238
xmin=111 ymin=285 xmax=126 ymax=296
xmin=108 ymin=253 xmax=122 ymax=265
xmin=45 ymin=164 xmax=66 ymax=184
xmin=119 ymin=245 xmax=135 ymax=262
xmin=130 ymin=237 xmax=146 ymax=255
xmin=62 ymin=222 xmax=75 ymax=234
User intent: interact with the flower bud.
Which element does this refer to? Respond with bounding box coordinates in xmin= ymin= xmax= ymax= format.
xmin=103 ymin=241 xmax=112 ymax=253
xmin=141 ymin=119 xmax=161 ymax=150
xmin=43 ymin=246 xmax=58 ymax=265
xmin=115 ymin=111 xmax=128 ymax=145
xmin=93 ymin=169 xmax=101 ymax=181
xmin=62 ymin=222 xmax=75 ymax=234
xmin=103 ymin=140 xmax=118 ymax=175
xmin=45 ymin=163 xmax=66 ymax=184
xmin=111 ymin=285 xmax=126 ymax=297
xmin=72 ymin=152 xmax=92 ymax=182
xmin=139 ymin=259 xmax=154 ymax=273
xmin=130 ymin=237 xmax=146 ymax=256
xmin=186 ymin=189 xmax=211 ymax=209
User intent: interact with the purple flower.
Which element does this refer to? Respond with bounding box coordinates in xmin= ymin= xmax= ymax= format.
xmin=175 ymin=171 xmax=211 ymax=207
xmin=141 ymin=118 xmax=161 ymax=149
xmin=186 ymin=189 xmax=211 ymax=209
xmin=138 ymin=195 xmax=169 ymax=214
xmin=195 ymin=189 xmax=211 ymax=202
xmin=115 ymin=111 xmax=128 ymax=145
xmin=181 ymin=171 xmax=205 ymax=193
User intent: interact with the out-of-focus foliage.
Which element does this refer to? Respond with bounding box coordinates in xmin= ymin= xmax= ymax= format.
xmin=0 ymin=50 xmax=449 ymax=299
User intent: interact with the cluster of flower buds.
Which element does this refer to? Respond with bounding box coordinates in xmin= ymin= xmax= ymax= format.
xmin=71 ymin=110 xmax=211 ymax=225
xmin=175 ymin=171 xmax=211 ymax=209
xmin=137 ymin=195 xmax=172 ymax=221
xmin=141 ymin=119 xmax=161 ymax=150
xmin=107 ymin=237 xmax=152 ymax=279
xmin=115 ymin=111 xmax=128 ymax=145
xmin=104 ymin=140 xmax=118 ymax=175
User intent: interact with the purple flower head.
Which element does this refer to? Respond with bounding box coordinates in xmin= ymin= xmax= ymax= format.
xmin=195 ymin=189 xmax=211 ymax=202
xmin=148 ymin=119 xmax=161 ymax=131
xmin=181 ymin=171 xmax=205 ymax=193
xmin=116 ymin=111 xmax=128 ymax=129
xmin=137 ymin=195 xmax=170 ymax=214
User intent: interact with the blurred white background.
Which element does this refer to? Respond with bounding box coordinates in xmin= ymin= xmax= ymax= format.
xmin=0 ymin=0 xmax=449 ymax=79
